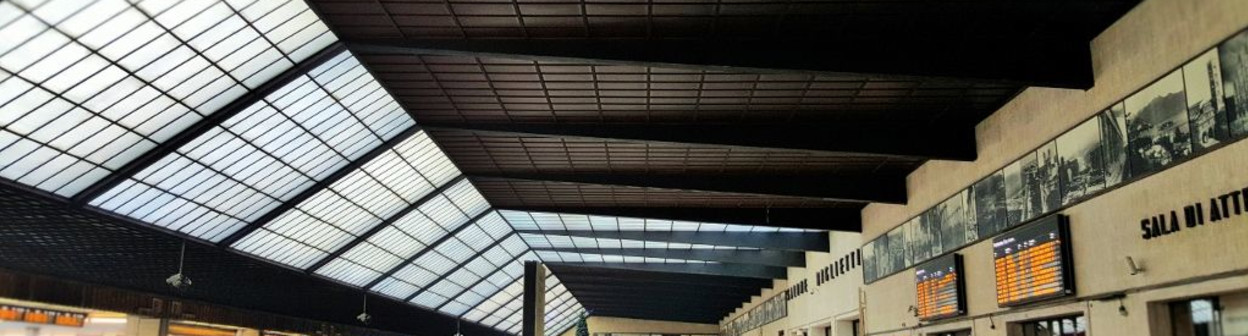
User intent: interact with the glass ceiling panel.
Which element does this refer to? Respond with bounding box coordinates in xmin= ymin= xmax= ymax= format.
xmin=91 ymin=50 xmax=409 ymax=242
xmin=0 ymin=0 xmax=334 ymax=197
xmin=535 ymin=251 xmax=712 ymax=264
xmin=313 ymin=180 xmax=487 ymax=286
xmin=231 ymin=132 xmax=461 ymax=270
xmin=370 ymin=209 xmax=514 ymax=301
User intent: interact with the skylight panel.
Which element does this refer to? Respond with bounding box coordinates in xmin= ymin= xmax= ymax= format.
xmin=0 ymin=0 xmax=335 ymax=197
xmin=440 ymin=301 xmax=472 ymax=316
xmin=588 ymin=216 xmax=618 ymax=230
xmin=231 ymin=134 xmax=467 ymax=268
xmin=499 ymin=210 xmax=536 ymax=229
xmin=373 ymin=277 xmax=420 ymax=299
xmin=91 ymin=50 xmax=410 ymax=242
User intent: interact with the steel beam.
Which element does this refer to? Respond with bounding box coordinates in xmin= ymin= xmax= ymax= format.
xmin=516 ymin=230 xmax=828 ymax=252
xmin=543 ymin=262 xmax=786 ymax=279
xmin=346 ymin=38 xmax=1092 ymax=89
xmin=534 ymin=248 xmax=805 ymax=267
xmin=546 ymin=264 xmax=774 ymax=289
xmin=424 ymin=122 xmax=976 ymax=161
xmin=471 ymin=173 xmax=904 ymax=204
xmin=499 ymin=206 xmax=860 ymax=231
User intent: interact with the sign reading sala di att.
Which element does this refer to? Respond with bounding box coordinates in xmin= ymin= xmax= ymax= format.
xmin=1140 ymin=186 xmax=1248 ymax=240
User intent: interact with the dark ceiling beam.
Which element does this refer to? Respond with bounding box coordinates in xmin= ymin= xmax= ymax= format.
xmin=71 ymin=42 xmax=348 ymax=206
xmin=307 ymin=175 xmax=468 ymax=274
xmin=552 ymin=275 xmax=767 ymax=291
xmin=590 ymin=309 xmax=722 ymax=324
xmin=423 ymin=122 xmax=976 ymax=161
xmin=579 ymin=300 xmax=742 ymax=312
xmin=561 ymin=283 xmax=759 ymax=297
xmin=535 ymin=248 xmax=804 ymax=267
xmin=516 ymin=230 xmax=828 ymax=252
xmin=546 ymin=264 xmax=774 ymax=288
xmin=580 ymin=303 xmax=740 ymax=318
xmin=569 ymin=292 xmax=750 ymax=305
xmin=543 ymin=262 xmax=786 ymax=279
xmin=498 ymin=206 xmax=860 ymax=232
xmin=346 ymin=38 xmax=1092 ymax=89
xmin=216 ymin=126 xmax=423 ymax=247
xmin=472 ymin=174 xmax=905 ymax=204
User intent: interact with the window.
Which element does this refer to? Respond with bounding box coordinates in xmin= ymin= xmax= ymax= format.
xmin=929 ymin=329 xmax=971 ymax=336
xmin=1170 ymin=297 xmax=1223 ymax=336
xmin=1012 ymin=315 xmax=1086 ymax=336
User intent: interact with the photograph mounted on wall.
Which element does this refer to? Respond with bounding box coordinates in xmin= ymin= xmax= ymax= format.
xmin=973 ymin=170 xmax=1009 ymax=238
xmin=900 ymin=219 xmax=917 ymax=267
xmin=937 ymin=190 xmax=977 ymax=252
xmin=1125 ymin=70 xmax=1193 ymax=176
xmin=1185 ymin=48 xmax=1230 ymax=151
xmin=887 ymin=227 xmax=906 ymax=273
xmin=902 ymin=217 xmax=922 ymax=266
xmin=1023 ymin=141 xmax=1061 ymax=217
xmin=1220 ymin=30 xmax=1248 ymax=136
xmin=1057 ymin=117 xmax=1107 ymax=205
xmin=913 ymin=212 xmax=942 ymax=263
xmin=877 ymin=233 xmax=894 ymax=280
xmin=1099 ymin=103 xmax=1131 ymax=186
xmin=1003 ymin=158 xmax=1029 ymax=224
xmin=862 ymin=239 xmax=877 ymax=283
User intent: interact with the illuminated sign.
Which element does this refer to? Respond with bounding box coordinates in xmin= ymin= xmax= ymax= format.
xmin=915 ymin=254 xmax=965 ymax=321
xmin=993 ymin=214 xmax=1075 ymax=307
xmin=0 ymin=305 xmax=87 ymax=327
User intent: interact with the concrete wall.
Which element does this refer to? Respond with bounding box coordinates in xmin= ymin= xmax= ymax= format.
xmin=721 ymin=231 xmax=864 ymax=336
xmin=714 ymin=1 xmax=1248 ymax=336
xmin=859 ymin=0 xmax=1248 ymax=335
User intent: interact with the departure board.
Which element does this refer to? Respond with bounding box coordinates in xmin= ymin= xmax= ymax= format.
xmin=993 ymin=214 xmax=1075 ymax=307
xmin=915 ymin=254 xmax=965 ymax=321
xmin=0 ymin=305 xmax=87 ymax=327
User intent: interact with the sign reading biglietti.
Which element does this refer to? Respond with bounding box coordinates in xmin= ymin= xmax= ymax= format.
xmin=1140 ymin=186 xmax=1248 ymax=240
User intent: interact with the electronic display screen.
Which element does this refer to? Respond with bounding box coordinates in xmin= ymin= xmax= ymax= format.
xmin=915 ymin=253 xmax=965 ymax=320
xmin=0 ymin=305 xmax=87 ymax=327
xmin=993 ymin=214 xmax=1075 ymax=307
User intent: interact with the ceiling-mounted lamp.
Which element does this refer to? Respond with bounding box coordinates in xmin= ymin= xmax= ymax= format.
xmin=453 ymin=319 xmax=464 ymax=336
xmin=166 ymin=241 xmax=192 ymax=290
xmin=357 ymin=294 xmax=372 ymax=325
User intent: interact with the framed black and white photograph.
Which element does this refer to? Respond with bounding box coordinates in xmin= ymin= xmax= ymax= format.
xmin=1219 ymin=30 xmax=1248 ymax=136
xmin=862 ymin=238 xmax=877 ymax=283
xmin=1125 ymin=70 xmax=1193 ymax=176
xmin=875 ymin=231 xmax=893 ymax=278
xmin=1022 ymin=141 xmax=1061 ymax=217
xmin=887 ymin=227 xmax=906 ymax=275
xmin=937 ymin=190 xmax=977 ymax=252
xmin=919 ymin=207 xmax=944 ymax=259
xmin=1003 ymin=158 xmax=1029 ymax=225
xmin=905 ymin=216 xmax=932 ymax=265
xmin=1057 ymin=117 xmax=1107 ymax=205
xmin=1099 ymin=102 xmax=1131 ymax=186
xmin=901 ymin=218 xmax=917 ymax=268
xmin=972 ymin=170 xmax=1008 ymax=238
xmin=1184 ymin=48 xmax=1230 ymax=150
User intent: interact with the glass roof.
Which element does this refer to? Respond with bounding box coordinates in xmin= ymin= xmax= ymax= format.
xmin=0 ymin=1 xmax=794 ymax=334
xmin=90 ymin=49 xmax=411 ymax=242
xmin=0 ymin=0 xmax=333 ymax=197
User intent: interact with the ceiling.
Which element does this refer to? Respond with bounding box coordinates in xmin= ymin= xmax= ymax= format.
xmin=0 ymin=0 xmax=1140 ymax=330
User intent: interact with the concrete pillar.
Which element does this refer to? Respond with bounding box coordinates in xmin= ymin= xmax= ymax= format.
xmin=523 ymin=261 xmax=547 ymax=336
xmin=125 ymin=317 xmax=166 ymax=336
